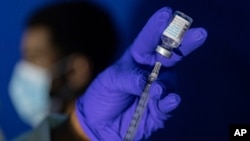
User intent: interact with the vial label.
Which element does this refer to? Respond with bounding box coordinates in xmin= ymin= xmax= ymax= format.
xmin=163 ymin=15 xmax=191 ymax=43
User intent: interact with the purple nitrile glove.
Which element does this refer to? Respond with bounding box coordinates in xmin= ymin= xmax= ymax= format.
xmin=76 ymin=7 xmax=207 ymax=141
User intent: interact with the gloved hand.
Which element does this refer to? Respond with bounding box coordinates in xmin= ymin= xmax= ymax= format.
xmin=76 ymin=7 xmax=207 ymax=141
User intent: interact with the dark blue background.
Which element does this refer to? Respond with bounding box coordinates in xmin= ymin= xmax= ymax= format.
xmin=1 ymin=0 xmax=250 ymax=140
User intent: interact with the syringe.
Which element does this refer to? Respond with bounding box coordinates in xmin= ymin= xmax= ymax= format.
xmin=124 ymin=61 xmax=161 ymax=141
xmin=124 ymin=11 xmax=193 ymax=141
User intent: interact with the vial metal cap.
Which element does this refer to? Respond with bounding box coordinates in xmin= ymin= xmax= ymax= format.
xmin=155 ymin=45 xmax=172 ymax=58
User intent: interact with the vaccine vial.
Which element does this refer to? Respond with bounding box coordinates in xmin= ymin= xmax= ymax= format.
xmin=156 ymin=11 xmax=193 ymax=58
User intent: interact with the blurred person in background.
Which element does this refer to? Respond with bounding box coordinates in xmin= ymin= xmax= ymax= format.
xmin=8 ymin=1 xmax=117 ymax=129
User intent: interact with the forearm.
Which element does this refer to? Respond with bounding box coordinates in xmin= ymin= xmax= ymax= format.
xmin=51 ymin=108 xmax=89 ymax=141
xmin=70 ymin=108 xmax=90 ymax=141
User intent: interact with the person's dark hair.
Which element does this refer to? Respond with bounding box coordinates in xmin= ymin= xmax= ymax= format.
xmin=26 ymin=1 xmax=118 ymax=77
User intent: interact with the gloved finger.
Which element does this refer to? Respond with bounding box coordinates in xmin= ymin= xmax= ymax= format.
xmin=127 ymin=74 xmax=175 ymax=98
xmin=157 ymin=93 xmax=181 ymax=113
xmin=130 ymin=7 xmax=172 ymax=65
xmin=157 ymin=27 xmax=208 ymax=67
xmin=106 ymin=67 xmax=172 ymax=98
xmin=101 ymin=66 xmax=148 ymax=96
xmin=148 ymin=82 xmax=164 ymax=99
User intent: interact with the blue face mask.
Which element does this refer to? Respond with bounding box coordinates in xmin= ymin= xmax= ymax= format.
xmin=8 ymin=60 xmax=51 ymax=127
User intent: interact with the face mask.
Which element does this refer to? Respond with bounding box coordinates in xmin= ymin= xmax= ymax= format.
xmin=8 ymin=60 xmax=51 ymax=127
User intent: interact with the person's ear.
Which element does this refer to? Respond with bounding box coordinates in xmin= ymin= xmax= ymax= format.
xmin=66 ymin=54 xmax=92 ymax=92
